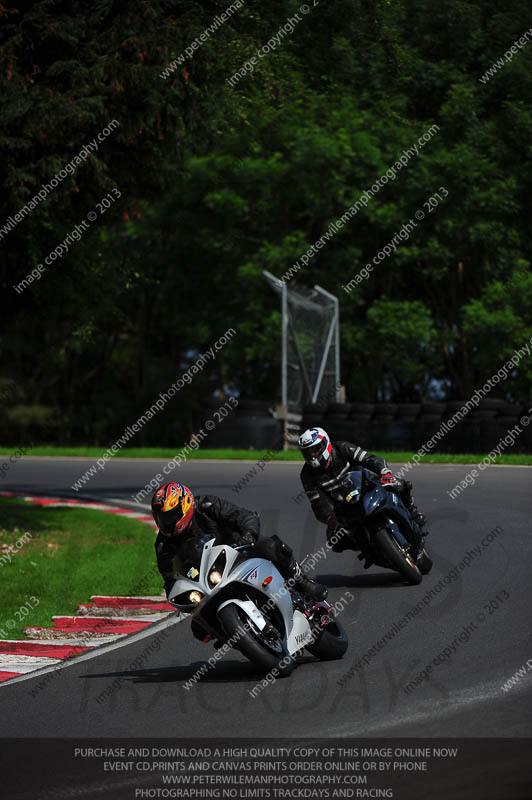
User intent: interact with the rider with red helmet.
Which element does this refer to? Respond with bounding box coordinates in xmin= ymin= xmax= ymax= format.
xmin=151 ymin=482 xmax=327 ymax=603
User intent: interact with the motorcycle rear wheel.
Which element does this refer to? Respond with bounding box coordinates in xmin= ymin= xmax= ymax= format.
xmin=218 ymin=604 xmax=294 ymax=675
xmin=374 ymin=527 xmax=422 ymax=585
xmin=306 ymin=619 xmax=349 ymax=660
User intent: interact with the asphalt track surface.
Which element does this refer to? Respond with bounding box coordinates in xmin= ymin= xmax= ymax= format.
xmin=1 ymin=457 xmax=531 ymax=739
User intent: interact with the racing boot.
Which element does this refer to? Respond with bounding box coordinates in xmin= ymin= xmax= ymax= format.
xmin=402 ymin=482 xmax=428 ymax=532
xmin=358 ymin=551 xmax=374 ymax=569
xmin=288 ymin=560 xmax=328 ymax=602
xmin=411 ymin=506 xmax=427 ymax=529
xmin=327 ymin=520 xmax=354 ymax=553
xmin=406 ymin=497 xmax=428 ymax=534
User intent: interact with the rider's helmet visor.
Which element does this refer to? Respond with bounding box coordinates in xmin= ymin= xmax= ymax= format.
xmin=302 ymin=440 xmax=327 ymax=462
xmin=154 ymin=506 xmax=184 ymax=535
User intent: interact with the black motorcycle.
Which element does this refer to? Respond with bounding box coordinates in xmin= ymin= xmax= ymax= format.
xmin=329 ymin=469 xmax=432 ymax=585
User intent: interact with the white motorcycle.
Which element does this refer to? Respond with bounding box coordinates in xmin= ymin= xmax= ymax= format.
xmin=168 ymin=537 xmax=348 ymax=675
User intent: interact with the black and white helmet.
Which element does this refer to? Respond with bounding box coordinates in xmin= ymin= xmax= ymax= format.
xmin=298 ymin=427 xmax=332 ymax=468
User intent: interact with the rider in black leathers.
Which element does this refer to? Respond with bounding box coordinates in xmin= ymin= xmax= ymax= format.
xmin=298 ymin=430 xmax=427 ymax=556
xmin=152 ymin=484 xmax=327 ymax=608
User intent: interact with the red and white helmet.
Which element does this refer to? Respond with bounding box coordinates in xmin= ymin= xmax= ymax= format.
xmin=298 ymin=427 xmax=332 ymax=468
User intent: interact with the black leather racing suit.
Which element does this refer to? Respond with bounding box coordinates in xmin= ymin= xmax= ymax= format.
xmin=155 ymin=494 xmax=326 ymax=606
xmin=300 ymin=441 xmax=422 ymax=547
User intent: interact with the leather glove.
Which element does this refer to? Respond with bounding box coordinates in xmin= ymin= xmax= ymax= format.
xmin=380 ymin=469 xmax=400 ymax=490
xmin=238 ymin=531 xmax=257 ymax=547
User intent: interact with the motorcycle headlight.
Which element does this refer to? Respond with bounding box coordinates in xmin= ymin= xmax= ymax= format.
xmin=208 ymin=569 xmax=223 ymax=586
xmin=208 ymin=550 xmax=227 ymax=586
xmin=189 ymin=590 xmax=203 ymax=604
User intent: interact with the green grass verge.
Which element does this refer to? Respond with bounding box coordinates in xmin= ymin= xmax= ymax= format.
xmin=0 ymin=497 xmax=161 ymax=640
xmin=1 ymin=446 xmax=304 ymax=460
xmin=0 ymin=445 xmax=531 ymax=464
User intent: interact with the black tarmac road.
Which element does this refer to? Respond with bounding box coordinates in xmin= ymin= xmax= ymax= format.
xmin=1 ymin=456 xmax=531 ymax=738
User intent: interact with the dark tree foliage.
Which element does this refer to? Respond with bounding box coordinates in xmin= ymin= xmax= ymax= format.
xmin=0 ymin=0 xmax=530 ymax=444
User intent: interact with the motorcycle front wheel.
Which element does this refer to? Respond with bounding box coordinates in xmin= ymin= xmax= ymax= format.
xmin=374 ymin=527 xmax=422 ymax=585
xmin=218 ymin=604 xmax=294 ymax=675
